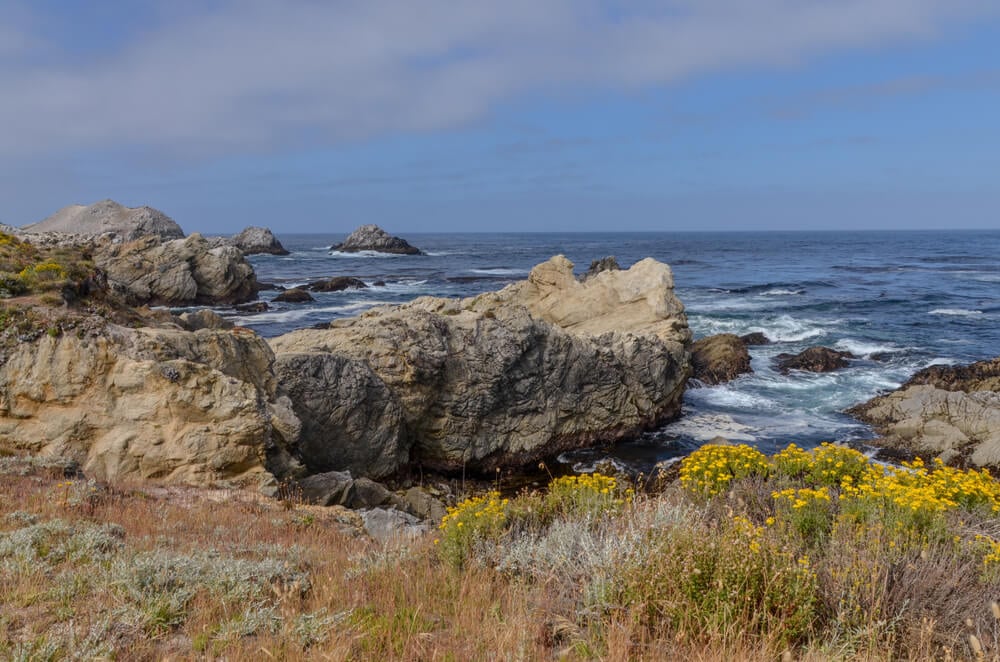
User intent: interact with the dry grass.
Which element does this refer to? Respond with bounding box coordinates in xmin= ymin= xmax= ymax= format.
xmin=4 ymin=449 xmax=1000 ymax=660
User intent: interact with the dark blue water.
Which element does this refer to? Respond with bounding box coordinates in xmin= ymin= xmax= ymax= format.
xmin=221 ymin=231 xmax=1000 ymax=472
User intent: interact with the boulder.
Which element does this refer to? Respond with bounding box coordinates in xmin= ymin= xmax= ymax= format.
xmin=360 ymin=508 xmax=430 ymax=542
xmin=690 ymin=334 xmax=752 ymax=385
xmin=24 ymin=199 xmax=185 ymax=241
xmin=273 ymin=288 xmax=314 ymax=303
xmin=332 ymin=225 xmax=422 ymax=255
xmin=774 ymin=346 xmax=855 ymax=374
xmin=309 ymin=277 xmax=368 ymax=292
xmin=177 ymin=309 xmax=234 ymax=332
xmin=0 ymin=321 xmax=302 ymax=487
xmin=849 ymin=357 xmax=1000 ymax=467
xmin=93 ymin=234 xmax=258 ymax=306
xmin=235 ymin=301 xmax=269 ymax=313
xmin=270 ymin=255 xmax=690 ymax=475
xmin=739 ymin=332 xmax=771 ymax=346
xmin=209 ymin=226 xmax=290 ymax=256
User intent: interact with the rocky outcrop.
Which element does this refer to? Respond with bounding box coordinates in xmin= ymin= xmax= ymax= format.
xmin=24 ymin=199 xmax=185 ymax=241
xmin=690 ymin=334 xmax=752 ymax=385
xmin=94 ymin=234 xmax=258 ymax=306
xmin=209 ymin=227 xmax=289 ymax=256
xmin=332 ymin=225 xmax=422 ymax=255
xmin=849 ymin=357 xmax=1000 ymax=467
xmin=309 ymin=277 xmax=367 ymax=292
xmin=270 ymin=255 xmax=690 ymax=476
xmin=0 ymin=321 xmax=302 ymax=487
xmin=775 ymin=346 xmax=854 ymax=374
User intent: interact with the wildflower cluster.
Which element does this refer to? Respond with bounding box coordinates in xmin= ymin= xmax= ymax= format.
xmin=678 ymin=444 xmax=769 ymax=496
xmin=544 ymin=473 xmax=630 ymax=519
xmin=436 ymin=491 xmax=509 ymax=568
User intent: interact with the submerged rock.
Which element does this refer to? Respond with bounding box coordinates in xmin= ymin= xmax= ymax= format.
xmin=309 ymin=277 xmax=368 ymax=292
xmin=739 ymin=332 xmax=772 ymax=346
xmin=849 ymin=357 xmax=1000 ymax=467
xmin=271 ymin=255 xmax=690 ymax=476
xmin=332 ymin=225 xmax=422 ymax=255
xmin=273 ymin=288 xmax=314 ymax=303
xmin=775 ymin=346 xmax=854 ymax=374
xmin=690 ymin=334 xmax=752 ymax=385
xmin=24 ymin=199 xmax=185 ymax=241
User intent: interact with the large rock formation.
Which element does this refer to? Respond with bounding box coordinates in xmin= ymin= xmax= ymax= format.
xmin=93 ymin=234 xmax=258 ymax=305
xmin=332 ymin=225 xmax=422 ymax=255
xmin=209 ymin=226 xmax=289 ymax=256
xmin=24 ymin=199 xmax=185 ymax=241
xmin=849 ymin=357 xmax=1000 ymax=467
xmin=690 ymin=334 xmax=752 ymax=385
xmin=0 ymin=320 xmax=302 ymax=486
xmin=270 ymin=256 xmax=690 ymax=476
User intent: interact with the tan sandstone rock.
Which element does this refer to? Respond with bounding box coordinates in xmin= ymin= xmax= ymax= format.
xmin=0 ymin=322 xmax=301 ymax=486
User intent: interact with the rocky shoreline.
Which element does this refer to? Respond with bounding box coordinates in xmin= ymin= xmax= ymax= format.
xmin=2 ymin=206 xmax=999 ymax=538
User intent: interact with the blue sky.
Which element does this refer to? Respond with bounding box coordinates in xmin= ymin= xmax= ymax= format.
xmin=2 ymin=0 xmax=999 ymax=233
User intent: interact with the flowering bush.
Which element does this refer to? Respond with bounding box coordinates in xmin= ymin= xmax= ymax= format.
xmin=678 ymin=444 xmax=769 ymax=496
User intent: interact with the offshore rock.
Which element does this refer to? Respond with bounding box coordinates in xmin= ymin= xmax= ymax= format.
xmin=270 ymin=255 xmax=690 ymax=475
xmin=94 ymin=233 xmax=258 ymax=306
xmin=332 ymin=224 xmax=422 ymax=255
xmin=209 ymin=226 xmax=290 ymax=256
xmin=0 ymin=322 xmax=302 ymax=486
xmin=24 ymin=199 xmax=185 ymax=241
xmin=740 ymin=332 xmax=772 ymax=346
xmin=690 ymin=334 xmax=752 ymax=385
xmin=849 ymin=357 xmax=1000 ymax=467
xmin=273 ymin=288 xmax=314 ymax=303
xmin=309 ymin=277 xmax=368 ymax=292
xmin=775 ymin=346 xmax=854 ymax=374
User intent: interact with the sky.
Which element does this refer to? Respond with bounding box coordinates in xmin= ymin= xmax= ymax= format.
xmin=1 ymin=0 xmax=999 ymax=233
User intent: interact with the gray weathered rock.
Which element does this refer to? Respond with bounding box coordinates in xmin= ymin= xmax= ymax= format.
xmin=271 ymin=255 xmax=690 ymax=475
xmin=24 ymin=199 xmax=185 ymax=241
xmin=581 ymin=256 xmax=620 ymax=281
xmin=361 ymin=508 xmax=429 ymax=542
xmin=209 ymin=226 xmax=290 ymax=256
xmin=849 ymin=357 xmax=1000 ymax=467
xmin=690 ymin=334 xmax=752 ymax=385
xmin=0 ymin=321 xmax=302 ymax=486
xmin=332 ymin=225 xmax=422 ymax=255
xmin=177 ymin=309 xmax=234 ymax=332
xmin=739 ymin=332 xmax=771 ymax=346
xmin=94 ymin=233 xmax=258 ymax=305
xmin=274 ymin=353 xmax=407 ymax=479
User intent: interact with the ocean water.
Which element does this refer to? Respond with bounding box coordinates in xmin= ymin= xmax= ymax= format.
xmin=217 ymin=230 xmax=1000 ymax=473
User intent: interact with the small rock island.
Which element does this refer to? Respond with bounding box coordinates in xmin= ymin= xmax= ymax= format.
xmin=331 ymin=224 xmax=423 ymax=255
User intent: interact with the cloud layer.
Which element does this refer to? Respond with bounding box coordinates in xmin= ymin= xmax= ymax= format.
xmin=1 ymin=0 xmax=993 ymax=158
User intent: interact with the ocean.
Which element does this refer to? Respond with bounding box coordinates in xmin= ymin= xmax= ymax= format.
xmin=215 ymin=230 xmax=1000 ymax=473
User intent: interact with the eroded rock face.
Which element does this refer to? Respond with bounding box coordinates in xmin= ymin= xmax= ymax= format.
xmin=775 ymin=346 xmax=854 ymax=374
xmin=0 ymin=322 xmax=302 ymax=486
xmin=690 ymin=334 xmax=752 ymax=385
xmin=94 ymin=234 xmax=258 ymax=305
xmin=209 ymin=226 xmax=289 ymax=256
xmin=849 ymin=357 xmax=1000 ymax=467
xmin=271 ymin=255 xmax=690 ymax=475
xmin=24 ymin=199 xmax=185 ymax=241
xmin=332 ymin=225 xmax=422 ymax=255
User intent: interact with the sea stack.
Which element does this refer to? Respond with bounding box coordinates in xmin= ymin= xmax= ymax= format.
xmin=332 ymin=224 xmax=423 ymax=255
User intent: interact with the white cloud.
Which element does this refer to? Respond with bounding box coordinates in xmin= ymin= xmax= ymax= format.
xmin=0 ymin=0 xmax=994 ymax=157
